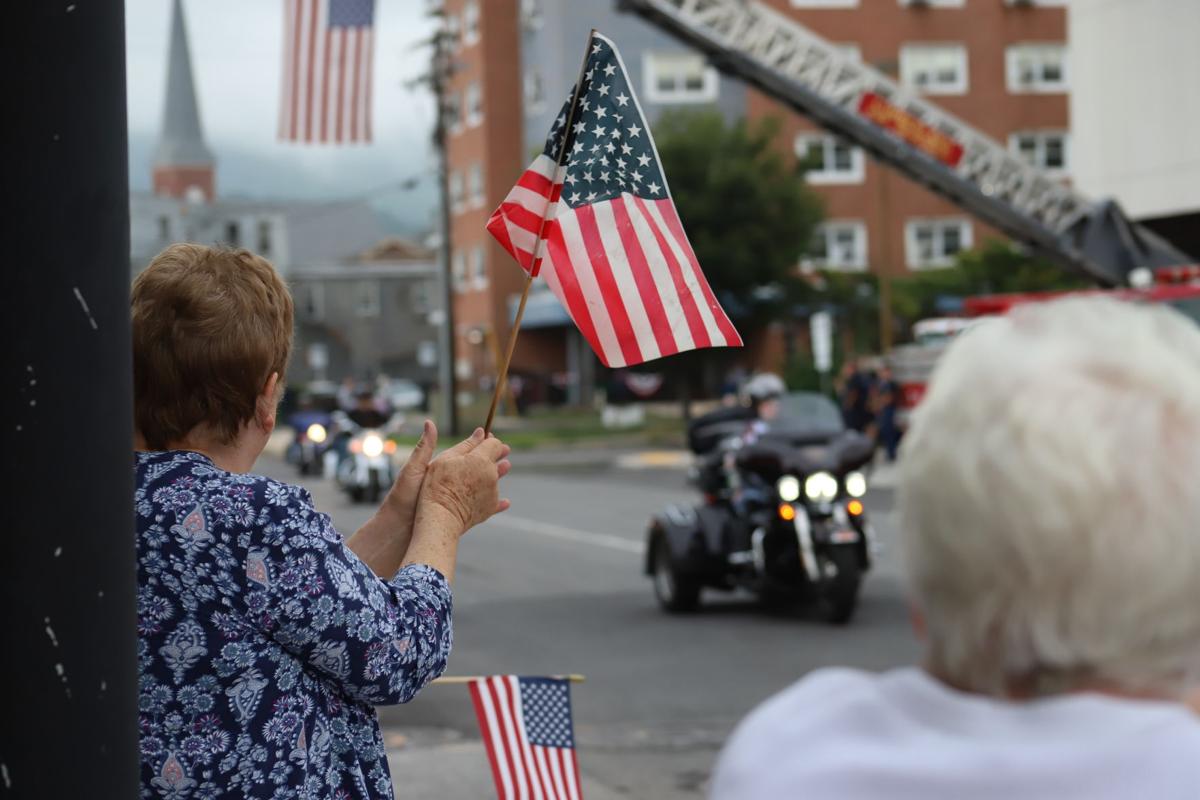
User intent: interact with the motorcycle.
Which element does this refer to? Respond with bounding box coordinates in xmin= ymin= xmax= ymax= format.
xmin=645 ymin=392 xmax=876 ymax=624
xmin=285 ymin=411 xmax=333 ymax=476
xmin=328 ymin=411 xmax=399 ymax=503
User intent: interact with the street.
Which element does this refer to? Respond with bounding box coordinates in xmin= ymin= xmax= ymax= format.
xmin=257 ymin=447 xmax=920 ymax=799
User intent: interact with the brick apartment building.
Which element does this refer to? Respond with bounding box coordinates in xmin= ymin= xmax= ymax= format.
xmin=439 ymin=0 xmax=1069 ymax=394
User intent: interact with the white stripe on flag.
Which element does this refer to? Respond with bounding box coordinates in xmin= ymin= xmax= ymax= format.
xmin=642 ymin=199 xmax=729 ymax=347
xmin=311 ymin=0 xmax=328 ymax=142
xmin=477 ymin=679 xmax=515 ymax=800
xmin=533 ymin=746 xmax=555 ymax=800
xmin=507 ymin=185 xmax=553 ymax=219
xmin=556 ymin=211 xmax=626 ymax=367
xmin=358 ymin=30 xmax=373 ymax=139
xmin=591 ymin=201 xmax=661 ymax=361
xmin=294 ymin=0 xmax=311 ymax=139
xmin=324 ymin=27 xmax=342 ymax=142
xmin=508 ymin=677 xmax=546 ymax=800
xmin=279 ymin=0 xmax=295 ymax=138
xmin=622 ymin=194 xmax=697 ymax=353
xmin=504 ymin=218 xmax=540 ymax=260
xmin=494 ymin=678 xmax=531 ymax=800
xmin=544 ymin=745 xmax=568 ymax=800
xmin=561 ymin=748 xmax=581 ymax=800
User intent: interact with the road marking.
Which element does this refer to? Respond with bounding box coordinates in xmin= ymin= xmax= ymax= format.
xmin=490 ymin=514 xmax=644 ymax=554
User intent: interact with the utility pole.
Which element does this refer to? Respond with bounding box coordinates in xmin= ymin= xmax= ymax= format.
xmin=5 ymin=2 xmax=138 ymax=796
xmin=877 ymin=165 xmax=895 ymax=354
xmin=430 ymin=16 xmax=460 ymax=436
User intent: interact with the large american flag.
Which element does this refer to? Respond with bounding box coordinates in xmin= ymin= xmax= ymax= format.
xmin=469 ymin=676 xmax=583 ymax=800
xmin=279 ymin=0 xmax=374 ymax=144
xmin=487 ymin=33 xmax=742 ymax=368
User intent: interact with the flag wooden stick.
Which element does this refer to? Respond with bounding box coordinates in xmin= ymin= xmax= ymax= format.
xmin=483 ymin=29 xmax=597 ymax=435
xmin=431 ymin=674 xmax=587 ymax=685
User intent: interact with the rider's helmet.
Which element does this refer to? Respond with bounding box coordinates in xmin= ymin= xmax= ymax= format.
xmin=743 ymin=373 xmax=786 ymax=406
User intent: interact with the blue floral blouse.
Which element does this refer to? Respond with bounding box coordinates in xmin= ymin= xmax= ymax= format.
xmin=135 ymin=450 xmax=452 ymax=799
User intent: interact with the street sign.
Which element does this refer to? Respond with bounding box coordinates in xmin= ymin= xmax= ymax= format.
xmin=810 ymin=311 xmax=833 ymax=372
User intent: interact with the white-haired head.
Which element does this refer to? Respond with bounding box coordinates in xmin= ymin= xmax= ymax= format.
xmin=899 ymin=297 xmax=1200 ymax=697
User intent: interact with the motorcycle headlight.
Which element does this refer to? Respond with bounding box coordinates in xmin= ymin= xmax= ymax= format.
xmin=845 ymin=471 xmax=868 ymax=498
xmin=804 ymin=471 xmax=838 ymax=502
xmin=777 ymin=475 xmax=801 ymax=503
xmin=362 ymin=434 xmax=385 ymax=458
xmin=306 ymin=423 xmax=327 ymax=444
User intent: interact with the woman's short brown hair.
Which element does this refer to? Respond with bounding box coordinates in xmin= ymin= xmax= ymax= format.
xmin=132 ymin=244 xmax=293 ymax=450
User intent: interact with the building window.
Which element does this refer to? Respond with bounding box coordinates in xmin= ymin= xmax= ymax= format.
xmin=444 ymin=13 xmax=460 ymax=50
xmin=225 ymin=221 xmax=240 ymax=247
xmin=298 ymin=283 xmax=325 ymax=321
xmin=644 ymin=52 xmax=719 ymax=104
xmin=524 ymin=70 xmax=545 ymax=116
xmin=1009 ymin=130 xmax=1069 ymax=173
xmin=410 ymin=281 xmax=434 ymax=314
xmin=355 ymin=280 xmax=380 ymax=317
xmin=449 ymin=171 xmax=464 ymax=213
xmin=807 ymin=221 xmax=868 ymax=271
xmin=468 ymin=163 xmax=485 ymax=208
xmin=471 ymin=245 xmax=488 ymax=290
xmin=796 ymin=134 xmax=864 ymax=184
xmin=1007 ymin=44 xmax=1068 ymax=93
xmin=462 ymin=1 xmax=480 ymax=46
xmin=466 ymin=81 xmax=483 ymax=127
xmin=905 ymin=218 xmax=973 ymax=269
xmin=520 ymin=0 xmax=543 ymax=29
xmin=444 ymin=91 xmax=462 ymax=133
xmin=257 ymin=219 xmax=272 ymax=255
xmin=900 ymin=44 xmax=969 ymax=95
xmin=452 ymin=252 xmax=468 ymax=293
xmin=157 ymin=215 xmax=171 ymax=241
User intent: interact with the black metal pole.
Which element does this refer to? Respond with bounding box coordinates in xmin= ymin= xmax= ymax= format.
xmin=2 ymin=3 xmax=138 ymax=798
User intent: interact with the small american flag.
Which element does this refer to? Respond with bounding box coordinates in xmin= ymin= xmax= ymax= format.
xmin=469 ymin=676 xmax=583 ymax=800
xmin=279 ymin=0 xmax=374 ymax=144
xmin=487 ymin=32 xmax=742 ymax=368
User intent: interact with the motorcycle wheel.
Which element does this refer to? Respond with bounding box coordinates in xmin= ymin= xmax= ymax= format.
xmin=652 ymin=536 xmax=701 ymax=613
xmin=817 ymin=548 xmax=861 ymax=625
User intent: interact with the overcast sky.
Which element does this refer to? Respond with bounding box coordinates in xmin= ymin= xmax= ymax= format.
xmin=125 ymin=0 xmax=438 ymax=230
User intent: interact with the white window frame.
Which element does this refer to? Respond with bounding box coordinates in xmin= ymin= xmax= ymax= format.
xmin=471 ymin=245 xmax=489 ymax=290
xmin=462 ymin=0 xmax=480 ymax=47
xmin=452 ymin=251 xmax=468 ymax=293
xmin=524 ymin=70 xmax=545 ymax=116
xmin=899 ymin=43 xmax=969 ymax=95
xmin=643 ymin=52 xmax=719 ymax=104
xmin=790 ymin=0 xmax=858 ymax=6
xmin=465 ymin=81 xmax=483 ymax=128
xmin=444 ymin=91 xmax=462 ymax=135
xmin=354 ymin=280 xmax=380 ymax=318
xmin=808 ymin=220 xmax=869 ymax=271
xmin=905 ymin=217 xmax=973 ymax=269
xmin=449 ymin=171 xmax=465 ymax=214
xmin=520 ymin=0 xmax=543 ymax=30
xmin=467 ymin=163 xmax=485 ymax=208
xmin=1006 ymin=43 xmax=1068 ymax=93
xmin=1008 ymin=130 xmax=1069 ymax=175
xmin=795 ymin=133 xmax=865 ymax=185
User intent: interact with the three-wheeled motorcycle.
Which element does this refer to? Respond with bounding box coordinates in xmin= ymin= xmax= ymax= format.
xmin=645 ymin=392 xmax=876 ymax=624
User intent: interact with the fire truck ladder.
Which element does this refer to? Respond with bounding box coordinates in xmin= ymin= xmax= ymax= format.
xmin=620 ymin=0 xmax=1192 ymax=286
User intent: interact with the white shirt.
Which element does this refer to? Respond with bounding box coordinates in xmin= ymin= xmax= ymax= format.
xmin=711 ymin=667 xmax=1200 ymax=800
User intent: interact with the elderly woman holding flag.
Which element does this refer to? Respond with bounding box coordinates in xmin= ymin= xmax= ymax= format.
xmin=132 ymin=244 xmax=511 ymax=798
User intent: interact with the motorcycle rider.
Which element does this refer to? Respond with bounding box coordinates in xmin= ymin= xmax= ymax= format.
xmin=347 ymin=388 xmax=389 ymax=430
xmin=724 ymin=373 xmax=787 ymax=514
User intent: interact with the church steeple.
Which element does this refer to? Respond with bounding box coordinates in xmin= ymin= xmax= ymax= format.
xmin=152 ymin=0 xmax=215 ymax=202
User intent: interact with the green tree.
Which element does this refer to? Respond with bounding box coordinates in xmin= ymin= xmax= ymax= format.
xmin=654 ymin=109 xmax=824 ymax=311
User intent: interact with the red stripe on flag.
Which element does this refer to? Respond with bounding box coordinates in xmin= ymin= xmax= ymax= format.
xmin=574 ymin=205 xmax=644 ymax=366
xmin=335 ymin=28 xmax=347 ymax=143
xmin=499 ymin=201 xmax=547 ymax=239
xmin=319 ymin=26 xmax=332 ymax=142
xmin=568 ymin=748 xmax=583 ymax=800
xmin=545 ymin=230 xmax=607 ymax=366
xmin=363 ymin=32 xmax=374 ymax=141
xmin=562 ymin=748 xmax=580 ymax=800
xmin=469 ymin=681 xmax=511 ymax=800
xmin=631 ymin=195 xmax=712 ymax=350
xmin=304 ymin=0 xmax=319 ymax=142
xmin=658 ymin=201 xmax=742 ymax=347
xmin=493 ymin=678 xmax=529 ymax=800
xmin=290 ymin=0 xmax=303 ymax=140
xmin=611 ymin=197 xmax=680 ymax=358
xmin=504 ymin=677 xmax=546 ymax=800
xmin=517 ymin=170 xmax=554 ymax=198
xmin=349 ymin=28 xmax=362 ymax=142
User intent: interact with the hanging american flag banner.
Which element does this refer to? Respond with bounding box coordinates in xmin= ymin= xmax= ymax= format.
xmin=279 ymin=0 xmax=374 ymax=144
xmin=486 ymin=32 xmax=742 ymax=368
xmin=469 ymin=676 xmax=583 ymax=800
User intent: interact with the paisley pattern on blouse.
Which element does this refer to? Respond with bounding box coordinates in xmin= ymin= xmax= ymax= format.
xmin=135 ymin=450 xmax=452 ymax=799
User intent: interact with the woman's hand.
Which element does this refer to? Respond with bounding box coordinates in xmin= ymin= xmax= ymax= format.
xmin=418 ymin=428 xmax=512 ymax=534
xmin=381 ymin=419 xmax=439 ymax=529
xmin=402 ymin=428 xmax=511 ymax=584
